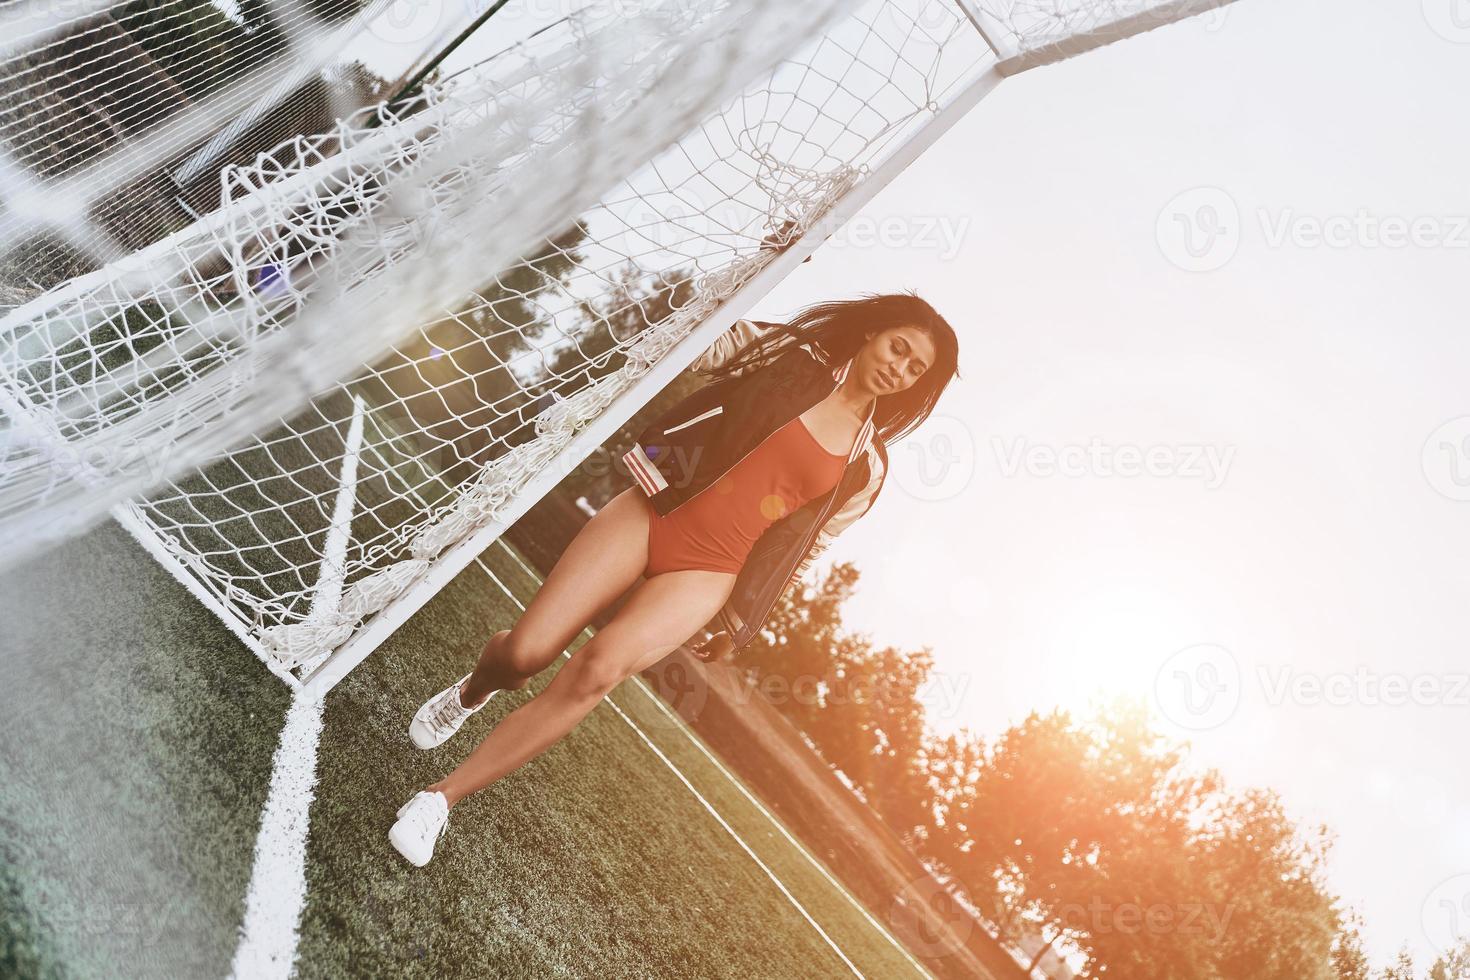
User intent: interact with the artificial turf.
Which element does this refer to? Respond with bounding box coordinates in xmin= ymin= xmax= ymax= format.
xmin=0 ymin=520 xmax=287 ymax=978
xmin=0 ymin=519 xmax=926 ymax=978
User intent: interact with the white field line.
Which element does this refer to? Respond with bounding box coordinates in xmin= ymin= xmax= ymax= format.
xmin=598 ymin=685 xmax=864 ymax=977
xmin=229 ymin=692 xmax=326 ymax=980
xmin=295 ymin=394 xmax=367 ymax=679
xmin=309 ymin=394 xmax=367 ymax=620
xmin=468 ymin=547 xmax=860 ymax=978
xmin=475 ymin=544 xmax=931 ymax=979
xmin=621 ymin=673 xmax=936 ymax=979
xmin=224 ymin=531 xmax=919 ymax=980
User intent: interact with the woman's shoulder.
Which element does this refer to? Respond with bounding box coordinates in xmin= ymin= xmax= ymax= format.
xmin=691 ymin=317 xmax=813 ymax=378
xmin=690 ymin=318 xmax=774 ymax=377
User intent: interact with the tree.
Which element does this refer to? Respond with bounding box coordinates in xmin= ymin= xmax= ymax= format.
xmin=1428 ymin=939 xmax=1470 ymax=980
xmin=734 ymin=561 xmax=937 ymax=841
xmin=1379 ymin=948 xmax=1416 ymax=980
xmin=1331 ymin=907 xmax=1370 ymax=980
xmin=554 ymin=260 xmax=700 ymax=506
xmin=926 ymin=700 xmax=1343 ymax=979
xmin=808 ymin=636 xmax=936 ymax=839
xmin=353 ymin=222 xmax=594 ymax=486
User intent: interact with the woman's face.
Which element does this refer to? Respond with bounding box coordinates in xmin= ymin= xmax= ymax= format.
xmin=857 ymin=325 xmax=937 ymax=397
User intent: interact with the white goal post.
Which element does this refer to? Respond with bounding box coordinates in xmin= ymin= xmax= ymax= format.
xmin=0 ymin=0 xmax=1239 ymax=693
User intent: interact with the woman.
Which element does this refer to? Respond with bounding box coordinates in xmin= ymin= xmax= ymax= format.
xmin=390 ymin=291 xmax=959 ymax=866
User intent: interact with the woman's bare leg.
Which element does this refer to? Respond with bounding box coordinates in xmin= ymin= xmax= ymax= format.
xmin=457 ymin=487 xmax=654 ymax=706
xmin=428 ymin=566 xmax=735 ymax=807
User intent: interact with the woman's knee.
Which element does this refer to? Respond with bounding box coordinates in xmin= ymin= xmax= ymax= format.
xmin=559 ymin=643 xmax=632 ymax=702
xmin=495 ymin=629 xmax=557 ymax=681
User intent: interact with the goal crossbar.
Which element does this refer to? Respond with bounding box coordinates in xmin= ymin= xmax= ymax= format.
xmin=0 ymin=0 xmax=1243 ymax=694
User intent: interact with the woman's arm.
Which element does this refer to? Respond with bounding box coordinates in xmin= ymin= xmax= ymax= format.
xmin=689 ymin=318 xmax=776 ymax=378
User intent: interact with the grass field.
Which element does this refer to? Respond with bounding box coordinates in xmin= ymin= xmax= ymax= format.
xmin=0 ymin=513 xmax=932 ymax=978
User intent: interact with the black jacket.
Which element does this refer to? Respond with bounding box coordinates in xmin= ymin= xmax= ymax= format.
xmin=622 ymin=319 xmax=887 ymax=652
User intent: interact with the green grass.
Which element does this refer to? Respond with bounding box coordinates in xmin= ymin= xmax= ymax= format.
xmin=0 ymin=521 xmax=287 ymax=978
xmin=0 ymin=516 xmax=925 ymax=978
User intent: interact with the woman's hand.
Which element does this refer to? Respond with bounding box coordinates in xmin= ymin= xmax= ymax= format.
xmin=759 ymin=220 xmax=813 ymax=263
xmin=691 ymin=631 xmax=734 ymax=662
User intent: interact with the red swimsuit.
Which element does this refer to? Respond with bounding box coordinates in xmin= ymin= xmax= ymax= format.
xmin=644 ymin=414 xmax=848 ymax=577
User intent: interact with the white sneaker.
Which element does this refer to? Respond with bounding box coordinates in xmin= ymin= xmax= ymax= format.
xmin=408 ymin=674 xmax=494 ymax=750
xmin=389 ymin=790 xmax=450 ymax=867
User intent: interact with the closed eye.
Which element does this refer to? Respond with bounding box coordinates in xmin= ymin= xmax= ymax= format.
xmin=891 ymin=339 xmax=926 ymax=376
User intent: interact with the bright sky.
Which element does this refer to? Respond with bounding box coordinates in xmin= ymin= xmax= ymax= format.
xmin=752 ymin=0 xmax=1470 ymax=970
xmin=350 ymin=0 xmax=1469 ymax=969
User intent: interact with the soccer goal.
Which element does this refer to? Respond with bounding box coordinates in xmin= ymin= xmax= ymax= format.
xmin=0 ymin=0 xmax=1236 ymax=692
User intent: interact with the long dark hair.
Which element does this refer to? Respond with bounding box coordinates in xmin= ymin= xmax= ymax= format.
xmin=701 ymin=291 xmax=960 ymax=447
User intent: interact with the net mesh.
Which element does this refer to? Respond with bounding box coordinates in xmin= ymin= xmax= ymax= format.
xmin=0 ymin=0 xmax=405 ymax=298
xmin=0 ymin=0 xmax=1233 ymax=683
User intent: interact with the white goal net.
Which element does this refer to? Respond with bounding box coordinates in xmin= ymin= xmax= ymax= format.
xmin=0 ymin=0 xmax=1235 ymax=690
